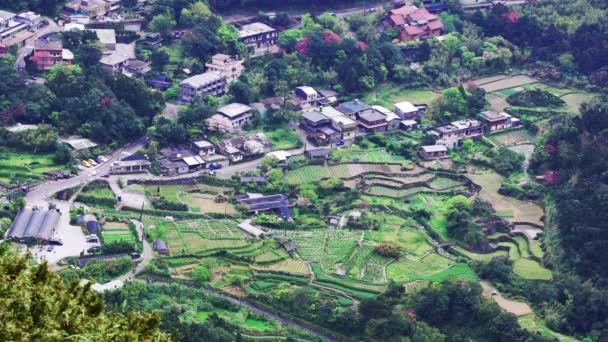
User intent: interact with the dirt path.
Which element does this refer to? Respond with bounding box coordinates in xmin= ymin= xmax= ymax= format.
xmin=480 ymin=281 xmax=532 ymax=317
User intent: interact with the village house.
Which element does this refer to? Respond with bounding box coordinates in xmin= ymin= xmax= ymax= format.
xmin=99 ymin=53 xmax=128 ymax=73
xmin=335 ymin=99 xmax=374 ymax=119
xmin=421 ymin=145 xmax=448 ymax=159
xmin=216 ymin=103 xmax=254 ymax=129
xmin=123 ymin=59 xmax=151 ymax=77
xmin=429 ymin=119 xmax=483 ymax=148
xmin=238 ymin=22 xmax=278 ymax=50
xmin=300 ymin=110 xmax=331 ymax=132
xmin=218 ymin=137 xmax=246 ymax=162
xmin=394 ymin=101 xmax=426 ymax=121
xmin=191 ymin=139 xmax=216 ymax=157
xmin=385 ymin=4 xmax=444 ymax=41
xmin=477 ymin=110 xmax=520 ymax=132
xmin=372 ymin=105 xmax=401 ymax=132
xmin=179 ymin=71 xmax=227 ymax=102
xmin=292 ymin=86 xmax=338 ymax=110
xmin=110 ymin=154 xmax=151 ymax=174
xmin=400 ymin=119 xmax=419 ymax=131
xmin=145 ymin=32 xmax=163 ymax=47
xmin=205 ymin=53 xmax=244 ymax=84
xmin=357 ymin=109 xmax=388 ymax=134
xmin=153 ymin=240 xmax=170 ymax=255
xmin=29 ymin=39 xmax=74 ymax=71
xmin=157 ymin=147 xmax=193 ymax=176
xmin=320 ymin=106 xmax=358 ymax=144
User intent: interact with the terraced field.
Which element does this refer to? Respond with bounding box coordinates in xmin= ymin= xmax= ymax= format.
xmin=285 ymin=163 xmax=406 ymax=184
xmin=253 ymin=259 xmax=310 ymax=276
xmin=183 ymin=219 xmax=243 ymax=239
xmin=386 ymin=254 xmax=476 ymax=282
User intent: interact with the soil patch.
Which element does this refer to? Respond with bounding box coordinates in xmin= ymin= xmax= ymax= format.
xmin=480 ymin=281 xmax=532 ymax=316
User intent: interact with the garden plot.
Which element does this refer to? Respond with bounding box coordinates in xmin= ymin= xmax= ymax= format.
xmin=332 ymin=148 xmax=410 ymax=166
xmin=253 ymin=259 xmax=310 ymax=276
xmin=367 ymin=185 xmax=429 ymax=198
xmin=343 ymin=245 xmax=375 ymax=277
xmin=427 ymin=177 xmax=463 ymax=191
xmin=468 ymin=171 xmax=544 ymax=226
xmin=560 ymin=92 xmax=595 ymax=114
xmin=183 ymin=219 xmax=243 ymax=239
xmin=361 ymin=254 xmax=393 ymax=282
xmin=518 ymin=315 xmax=578 ymax=342
xmin=487 ymin=129 xmax=535 ymax=146
xmin=478 ymin=75 xmax=539 ymax=92
xmin=513 ymin=258 xmax=552 ymax=280
xmin=370 ymin=216 xmax=432 ymax=256
xmin=320 ymin=232 xmax=360 ymax=272
xmin=386 ymin=254 xmax=476 ymax=282
xmin=404 ymin=281 xmax=428 ymax=294
xmin=285 ymin=163 xmax=406 ymax=185
xmin=452 ymin=246 xmax=508 ymax=262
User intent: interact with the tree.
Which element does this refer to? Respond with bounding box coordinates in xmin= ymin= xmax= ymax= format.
xmin=150 ymin=50 xmax=170 ymax=70
xmin=0 ymin=243 xmax=166 ymax=340
xmin=191 ymin=265 xmax=211 ymax=286
xmin=149 ymin=14 xmax=176 ymax=39
xmin=206 ymin=114 xmax=233 ymax=134
xmin=53 ymin=143 xmax=72 ymax=164
xmin=229 ymin=81 xmax=255 ymax=104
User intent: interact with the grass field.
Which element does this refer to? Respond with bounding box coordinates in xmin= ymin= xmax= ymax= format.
xmin=331 ymin=147 xmax=410 ymax=166
xmin=102 ymin=222 xmax=136 ymax=245
xmin=265 ymin=128 xmax=302 ymax=150
xmin=486 ymin=129 xmax=535 ymax=146
xmin=370 ymin=215 xmax=432 ymax=256
xmin=0 ymin=149 xmax=69 ymax=184
xmin=386 ymin=255 xmax=477 ymax=282
xmin=145 ymin=184 xmax=236 ymax=214
xmin=362 ymin=83 xmax=441 ymax=109
xmin=513 ymin=258 xmax=552 ymax=280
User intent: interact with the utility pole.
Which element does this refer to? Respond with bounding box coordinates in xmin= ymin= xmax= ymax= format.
xmin=139 ymin=201 xmax=144 ymax=221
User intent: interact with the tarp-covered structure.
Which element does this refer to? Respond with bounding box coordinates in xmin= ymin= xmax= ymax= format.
xmin=8 ymin=208 xmax=59 ymax=242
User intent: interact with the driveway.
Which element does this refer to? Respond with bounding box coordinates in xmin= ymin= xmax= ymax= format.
xmin=92 ymin=219 xmax=153 ymax=291
xmin=480 ymin=281 xmax=533 ymax=317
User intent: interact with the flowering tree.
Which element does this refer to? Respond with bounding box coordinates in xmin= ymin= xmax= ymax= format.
xmin=206 ymin=114 xmax=233 ymax=134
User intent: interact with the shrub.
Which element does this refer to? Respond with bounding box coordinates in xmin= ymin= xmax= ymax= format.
xmin=150 ymin=196 xmax=188 ymax=211
xmin=506 ymin=88 xmax=566 ymax=108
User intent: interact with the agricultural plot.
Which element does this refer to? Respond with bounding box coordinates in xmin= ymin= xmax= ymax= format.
xmin=255 ymin=249 xmax=288 ymax=263
xmin=487 ymin=129 xmax=535 ymax=146
xmin=404 ymin=281 xmax=428 ymax=294
xmin=343 ymin=245 xmax=375 ymax=277
xmin=452 ymin=246 xmax=508 ymax=262
xmin=361 ymin=254 xmax=393 ymax=282
xmin=477 ymin=75 xmax=538 ymax=92
xmin=427 ymin=177 xmax=463 ymax=190
xmin=518 ymin=315 xmax=578 ymax=342
xmin=362 ymin=83 xmax=441 ymax=108
xmin=370 ymin=216 xmax=432 ymax=256
xmin=367 ymin=185 xmax=429 ymax=198
xmin=285 ymin=163 xmax=405 ymax=185
xmin=0 ymin=149 xmax=69 ymax=184
xmin=320 ymin=231 xmax=360 ymax=272
xmin=386 ymin=254 xmax=475 ymax=282
xmin=253 ymin=259 xmax=310 ymax=276
xmin=332 ymin=148 xmax=410 ymax=166
xmin=182 ymin=219 xmax=243 ymax=239
xmin=102 ymin=222 xmax=136 ymax=244
xmin=145 ymin=184 xmax=235 ymax=213
xmin=513 ymin=258 xmax=552 ymax=280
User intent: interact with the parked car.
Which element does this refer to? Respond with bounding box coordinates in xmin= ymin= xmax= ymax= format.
xmin=81 ymin=161 xmax=91 ymax=167
xmin=209 ymin=163 xmax=223 ymax=170
xmin=47 ymin=245 xmax=54 ymax=252
xmin=130 ymin=252 xmax=141 ymax=259
xmin=98 ymin=156 xmax=107 ymax=162
xmin=87 ymin=159 xmax=97 ymax=166
xmin=101 ymin=173 xmax=110 ymax=178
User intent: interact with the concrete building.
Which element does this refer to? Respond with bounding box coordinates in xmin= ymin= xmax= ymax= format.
xmin=93 ymin=29 xmax=116 ymax=50
xmin=478 ymin=110 xmax=520 ymax=132
xmin=238 ymin=22 xmax=278 ymax=49
xmin=372 ymin=105 xmax=401 ymax=132
xmin=335 ymin=99 xmax=374 ymax=119
xmin=421 ymin=145 xmax=448 ymax=159
xmin=179 ymin=71 xmax=226 ymax=102
xmin=0 ymin=10 xmax=30 ymax=45
xmin=205 ymin=54 xmax=244 ymax=84
xmin=394 ymin=101 xmax=426 ymax=121
xmin=320 ymin=106 xmax=358 ymax=143
xmin=216 ymin=103 xmax=254 ymax=128
xmin=430 ymin=119 xmax=483 ymax=148
xmin=357 ymin=110 xmax=388 ymax=134
xmin=110 ymin=154 xmax=151 ymax=174
xmin=99 ymin=53 xmax=129 ymax=73
xmin=62 ymin=0 xmax=119 ymax=20
xmin=191 ymin=139 xmax=216 ymax=157
xmin=15 ymin=11 xmax=44 ymax=31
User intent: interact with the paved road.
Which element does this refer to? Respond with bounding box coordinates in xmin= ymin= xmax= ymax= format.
xmin=92 ymin=219 xmax=153 ymax=291
xmin=26 ymin=137 xmax=148 ymax=204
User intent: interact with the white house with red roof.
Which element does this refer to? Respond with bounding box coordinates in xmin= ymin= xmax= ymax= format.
xmin=386 ymin=5 xmax=444 ymax=41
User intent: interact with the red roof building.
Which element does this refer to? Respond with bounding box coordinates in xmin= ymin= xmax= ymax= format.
xmin=29 ymin=39 xmax=73 ymax=70
xmin=385 ymin=5 xmax=444 ymax=41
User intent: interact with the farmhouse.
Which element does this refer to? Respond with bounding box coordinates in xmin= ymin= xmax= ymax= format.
xmin=179 ymin=71 xmax=227 ymax=102
xmin=235 ymin=193 xmax=294 ymax=220
xmin=29 ymin=39 xmax=73 ymax=70
xmin=335 ymin=99 xmax=373 ymax=119
xmin=238 ymin=22 xmax=278 ymax=50
xmin=300 ymin=110 xmax=332 ymax=132
xmin=372 ymin=105 xmax=401 ymax=131
xmin=237 ymin=219 xmax=266 ymax=238
xmin=191 ymin=139 xmax=216 ymax=157
xmin=292 ymin=86 xmax=338 ymax=110
xmin=205 ymin=54 xmax=244 ymax=84
xmin=430 ymin=119 xmax=483 ymax=148
xmin=7 ymin=208 xmax=60 ymax=243
xmin=357 ymin=109 xmax=388 ymax=134
xmin=157 ymin=147 xmax=193 ymax=176
xmin=477 ymin=110 xmax=520 ymax=132
xmin=99 ymin=53 xmax=129 ymax=73
xmin=306 ymin=148 xmax=330 ymax=160
xmin=153 ymin=240 xmax=170 ymax=255
xmin=421 ymin=145 xmax=448 ymax=159
xmin=216 ymin=103 xmax=254 ymax=128
xmin=385 ymin=4 xmax=444 ymax=41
